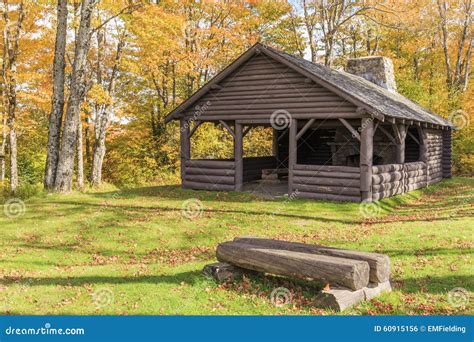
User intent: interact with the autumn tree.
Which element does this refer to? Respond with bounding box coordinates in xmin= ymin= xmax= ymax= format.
xmin=44 ymin=0 xmax=67 ymax=191
xmin=1 ymin=0 xmax=25 ymax=193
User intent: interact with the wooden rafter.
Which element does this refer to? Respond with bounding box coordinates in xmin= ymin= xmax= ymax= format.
xmin=378 ymin=126 xmax=396 ymax=144
xmin=407 ymin=130 xmax=420 ymax=145
xmin=373 ymin=120 xmax=381 ymax=134
xmin=392 ymin=123 xmax=407 ymax=143
xmin=296 ymin=118 xmax=315 ymax=140
xmin=243 ymin=126 xmax=252 ymax=137
xmin=339 ymin=118 xmax=360 ymax=141
xmin=277 ymin=129 xmax=288 ymax=142
xmin=188 ymin=121 xmax=203 ymax=139
xmin=219 ymin=120 xmax=235 ymax=138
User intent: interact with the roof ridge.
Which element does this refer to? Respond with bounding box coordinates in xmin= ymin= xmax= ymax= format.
xmin=259 ymin=44 xmax=452 ymax=127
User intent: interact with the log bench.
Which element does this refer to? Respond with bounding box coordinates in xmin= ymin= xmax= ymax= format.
xmin=261 ymin=168 xmax=288 ymax=183
xmin=203 ymin=237 xmax=391 ymax=311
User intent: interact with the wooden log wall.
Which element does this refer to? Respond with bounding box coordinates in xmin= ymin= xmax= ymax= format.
xmin=181 ymin=54 xmax=359 ymax=121
xmin=243 ymin=156 xmax=277 ymax=182
xmin=292 ymin=164 xmax=361 ymax=202
xmin=371 ymin=161 xmax=426 ymax=201
xmin=425 ymin=129 xmax=444 ymax=185
xmin=183 ymin=159 xmax=236 ymax=191
xmin=442 ymin=129 xmax=452 ymax=178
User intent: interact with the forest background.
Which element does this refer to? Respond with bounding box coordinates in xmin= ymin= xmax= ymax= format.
xmin=0 ymin=0 xmax=471 ymax=196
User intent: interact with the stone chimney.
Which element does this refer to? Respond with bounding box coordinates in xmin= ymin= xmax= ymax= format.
xmin=346 ymin=56 xmax=397 ymax=92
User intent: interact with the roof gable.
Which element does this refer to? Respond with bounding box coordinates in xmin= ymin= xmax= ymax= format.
xmin=165 ymin=43 xmax=453 ymax=128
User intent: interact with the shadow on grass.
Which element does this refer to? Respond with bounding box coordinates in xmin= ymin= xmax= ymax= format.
xmin=29 ymin=200 xmax=363 ymax=225
xmin=395 ymin=275 xmax=473 ymax=294
xmin=384 ymin=247 xmax=473 ymax=257
xmin=0 ymin=270 xmax=205 ymax=287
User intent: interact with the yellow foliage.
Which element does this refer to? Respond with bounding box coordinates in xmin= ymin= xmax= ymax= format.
xmin=88 ymin=84 xmax=113 ymax=106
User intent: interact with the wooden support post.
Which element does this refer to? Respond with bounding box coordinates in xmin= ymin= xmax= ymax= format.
xmin=417 ymin=126 xmax=427 ymax=162
xmin=234 ymin=122 xmax=243 ymax=191
xmin=360 ymin=117 xmax=374 ymax=202
xmin=288 ymin=118 xmax=297 ymax=195
xmin=394 ymin=124 xmax=407 ymax=164
xmin=272 ymin=128 xmax=279 ymax=159
xmin=180 ymin=119 xmax=191 ymax=188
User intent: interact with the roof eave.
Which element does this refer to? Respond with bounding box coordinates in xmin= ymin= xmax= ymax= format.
xmin=164 ymin=42 xmax=264 ymax=123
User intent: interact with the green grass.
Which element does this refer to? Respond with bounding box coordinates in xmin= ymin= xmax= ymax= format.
xmin=0 ymin=177 xmax=472 ymax=315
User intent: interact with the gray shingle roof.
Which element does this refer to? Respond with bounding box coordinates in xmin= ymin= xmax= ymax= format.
xmin=263 ymin=44 xmax=452 ymax=127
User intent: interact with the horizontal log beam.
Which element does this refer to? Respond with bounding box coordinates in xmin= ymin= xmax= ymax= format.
xmin=296 ymin=191 xmax=361 ymax=202
xmin=233 ymin=237 xmax=390 ymax=284
xmin=185 ymin=159 xmax=235 ymax=169
xmin=216 ymin=241 xmax=370 ymax=290
xmin=183 ymin=181 xmax=235 ymax=191
xmin=294 ymin=164 xmax=360 ymax=173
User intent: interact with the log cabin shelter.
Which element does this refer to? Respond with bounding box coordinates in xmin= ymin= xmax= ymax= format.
xmin=165 ymin=43 xmax=454 ymax=202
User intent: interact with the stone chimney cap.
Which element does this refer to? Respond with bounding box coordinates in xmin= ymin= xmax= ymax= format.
xmin=346 ymin=56 xmax=397 ymax=92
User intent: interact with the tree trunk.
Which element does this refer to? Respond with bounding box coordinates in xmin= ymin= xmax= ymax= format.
xmin=2 ymin=0 xmax=25 ymax=194
xmin=76 ymin=114 xmax=84 ymax=190
xmin=89 ymin=29 xmax=125 ymax=187
xmin=0 ymin=114 xmax=6 ymax=182
xmin=90 ymin=108 xmax=108 ymax=187
xmin=54 ymin=0 xmax=97 ymax=192
xmin=44 ymin=0 xmax=68 ymax=190
xmin=8 ymin=117 xmax=17 ymax=193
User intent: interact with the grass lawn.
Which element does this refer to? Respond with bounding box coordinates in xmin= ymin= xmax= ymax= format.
xmin=0 ymin=177 xmax=472 ymax=315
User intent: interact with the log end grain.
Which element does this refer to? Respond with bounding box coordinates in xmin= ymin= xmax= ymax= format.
xmin=314 ymin=281 xmax=392 ymax=312
xmin=363 ymin=281 xmax=392 ymax=301
xmin=202 ymin=262 xmax=244 ymax=283
xmin=314 ymin=287 xmax=365 ymax=311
